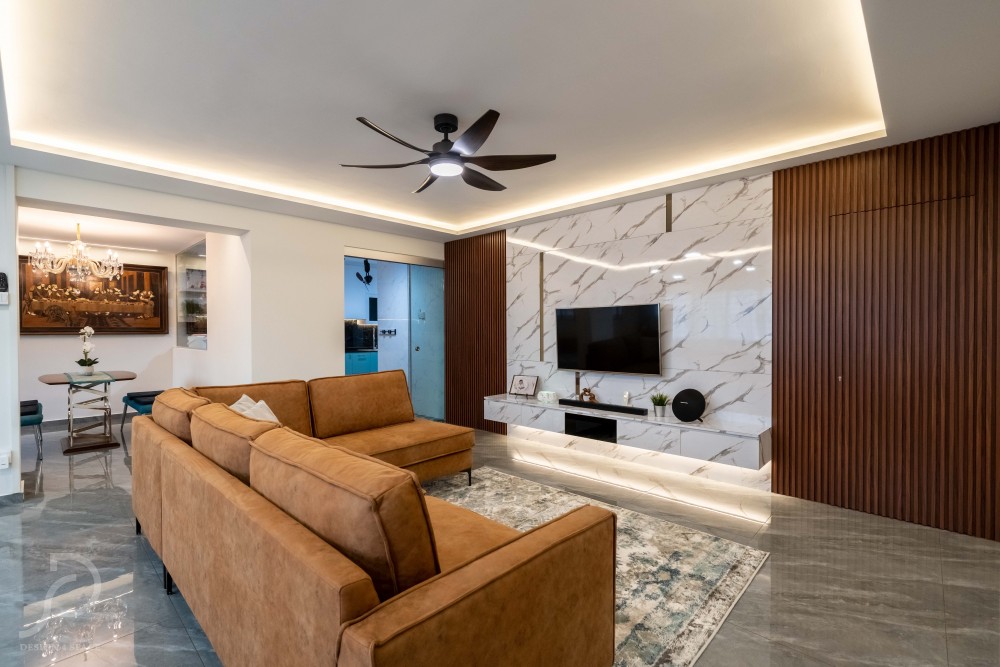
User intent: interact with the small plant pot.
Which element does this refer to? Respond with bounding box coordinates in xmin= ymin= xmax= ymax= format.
xmin=80 ymin=366 xmax=95 ymax=376
xmin=653 ymin=405 xmax=666 ymax=417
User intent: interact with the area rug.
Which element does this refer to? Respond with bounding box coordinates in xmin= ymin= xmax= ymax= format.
xmin=424 ymin=468 xmax=768 ymax=667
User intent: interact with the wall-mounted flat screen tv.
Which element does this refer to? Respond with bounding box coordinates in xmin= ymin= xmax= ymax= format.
xmin=555 ymin=304 xmax=661 ymax=375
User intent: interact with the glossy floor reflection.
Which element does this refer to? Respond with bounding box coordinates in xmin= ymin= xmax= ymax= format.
xmin=3 ymin=423 xmax=998 ymax=666
xmin=2 ymin=420 xmax=220 ymax=667
xmin=476 ymin=432 xmax=1000 ymax=667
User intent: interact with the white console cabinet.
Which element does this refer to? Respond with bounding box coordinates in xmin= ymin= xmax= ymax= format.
xmin=484 ymin=394 xmax=771 ymax=471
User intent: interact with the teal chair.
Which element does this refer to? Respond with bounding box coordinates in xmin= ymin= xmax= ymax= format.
xmin=120 ymin=391 xmax=163 ymax=454
xmin=20 ymin=400 xmax=44 ymax=460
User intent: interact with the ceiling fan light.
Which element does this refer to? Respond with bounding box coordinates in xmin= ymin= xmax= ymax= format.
xmin=429 ymin=157 xmax=464 ymax=177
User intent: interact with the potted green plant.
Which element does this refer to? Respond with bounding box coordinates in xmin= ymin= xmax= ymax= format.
xmin=650 ymin=392 xmax=671 ymax=417
xmin=76 ymin=325 xmax=99 ymax=376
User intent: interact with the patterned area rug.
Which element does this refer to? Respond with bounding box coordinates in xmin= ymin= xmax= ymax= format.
xmin=424 ymin=468 xmax=768 ymax=667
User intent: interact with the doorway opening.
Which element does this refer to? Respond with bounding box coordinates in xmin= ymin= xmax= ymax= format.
xmin=344 ymin=255 xmax=444 ymax=421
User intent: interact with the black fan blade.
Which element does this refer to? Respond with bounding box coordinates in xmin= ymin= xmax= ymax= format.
xmin=464 ymin=154 xmax=556 ymax=171
xmin=453 ymin=109 xmax=500 ymax=156
xmin=356 ymin=118 xmax=431 ymax=154
xmin=462 ymin=167 xmax=505 ymax=191
xmin=363 ymin=259 xmax=371 ymax=274
xmin=413 ymin=173 xmax=438 ymax=193
xmin=341 ymin=157 xmax=430 ymax=169
xmin=356 ymin=272 xmax=365 ymax=284
xmin=365 ymin=276 xmax=373 ymax=285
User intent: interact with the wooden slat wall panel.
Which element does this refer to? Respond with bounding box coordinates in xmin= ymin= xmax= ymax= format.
xmin=774 ymin=123 xmax=1000 ymax=540
xmin=444 ymin=231 xmax=507 ymax=433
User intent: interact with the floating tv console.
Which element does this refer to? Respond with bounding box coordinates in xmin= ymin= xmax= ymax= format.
xmin=557 ymin=398 xmax=648 ymax=416
xmin=483 ymin=394 xmax=771 ymax=472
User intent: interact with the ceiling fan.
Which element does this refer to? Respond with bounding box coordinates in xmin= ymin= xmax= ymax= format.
xmin=341 ymin=109 xmax=556 ymax=193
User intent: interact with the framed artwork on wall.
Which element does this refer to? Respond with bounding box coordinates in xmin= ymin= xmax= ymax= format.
xmin=509 ymin=375 xmax=538 ymax=396
xmin=18 ymin=256 xmax=169 ymax=335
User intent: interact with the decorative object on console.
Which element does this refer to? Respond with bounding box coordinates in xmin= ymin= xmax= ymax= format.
xmin=509 ymin=374 xmax=538 ymax=396
xmin=536 ymin=390 xmax=558 ymax=403
xmin=76 ymin=326 xmax=99 ymax=375
xmin=28 ymin=223 xmax=122 ymax=282
xmin=341 ymin=109 xmax=556 ymax=193
xmin=650 ymin=392 xmax=671 ymax=418
xmin=580 ymin=387 xmax=598 ymax=403
xmin=672 ymin=389 xmax=706 ymax=422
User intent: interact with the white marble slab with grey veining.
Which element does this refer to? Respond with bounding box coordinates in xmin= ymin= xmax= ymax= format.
xmin=672 ymin=173 xmax=773 ymax=231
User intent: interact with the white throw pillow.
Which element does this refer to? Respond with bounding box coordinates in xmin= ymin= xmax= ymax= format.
xmin=228 ymin=395 xmax=279 ymax=423
xmin=229 ymin=394 xmax=257 ymax=414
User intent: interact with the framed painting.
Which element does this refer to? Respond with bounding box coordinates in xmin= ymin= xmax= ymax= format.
xmin=19 ymin=256 xmax=169 ymax=335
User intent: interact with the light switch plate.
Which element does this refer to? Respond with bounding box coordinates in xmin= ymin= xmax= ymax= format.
xmin=0 ymin=293 xmax=8 ymax=305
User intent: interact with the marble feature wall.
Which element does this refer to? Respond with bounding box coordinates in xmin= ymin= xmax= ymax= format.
xmin=505 ymin=174 xmax=773 ymax=430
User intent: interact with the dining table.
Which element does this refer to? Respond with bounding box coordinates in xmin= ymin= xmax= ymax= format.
xmin=38 ymin=370 xmax=137 ymax=454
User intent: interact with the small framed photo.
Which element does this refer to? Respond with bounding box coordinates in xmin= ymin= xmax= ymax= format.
xmin=509 ymin=375 xmax=539 ymax=396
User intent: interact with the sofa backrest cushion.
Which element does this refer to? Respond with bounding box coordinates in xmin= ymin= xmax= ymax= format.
xmin=250 ymin=427 xmax=439 ymax=600
xmin=308 ymin=370 xmax=415 ymax=438
xmin=190 ymin=403 xmax=280 ymax=484
xmin=152 ymin=388 xmax=211 ymax=444
xmin=194 ymin=380 xmax=314 ymax=436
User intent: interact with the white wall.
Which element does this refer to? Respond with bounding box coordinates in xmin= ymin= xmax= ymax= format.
xmin=0 ymin=165 xmax=20 ymax=499
xmin=16 ymin=242 xmax=177 ymax=421
xmin=14 ymin=169 xmax=444 ymax=383
xmin=172 ymin=232 xmax=252 ymax=387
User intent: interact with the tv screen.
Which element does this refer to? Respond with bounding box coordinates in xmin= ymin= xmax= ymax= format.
xmin=556 ymin=304 xmax=661 ymax=375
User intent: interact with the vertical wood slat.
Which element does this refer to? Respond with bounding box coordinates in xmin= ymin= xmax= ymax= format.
xmin=774 ymin=123 xmax=1000 ymax=541
xmin=444 ymin=231 xmax=507 ymax=433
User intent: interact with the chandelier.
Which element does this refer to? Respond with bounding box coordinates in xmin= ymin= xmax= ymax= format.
xmin=29 ymin=224 xmax=123 ymax=283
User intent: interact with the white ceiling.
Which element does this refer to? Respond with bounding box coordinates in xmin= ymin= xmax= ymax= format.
xmin=1 ymin=1 xmax=998 ymax=240
xmin=18 ymin=207 xmax=205 ymax=254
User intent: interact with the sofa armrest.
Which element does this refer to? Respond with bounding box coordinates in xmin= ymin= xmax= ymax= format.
xmin=338 ymin=504 xmax=616 ymax=667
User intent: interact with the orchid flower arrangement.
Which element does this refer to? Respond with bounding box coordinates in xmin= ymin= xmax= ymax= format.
xmin=77 ymin=326 xmax=99 ymax=367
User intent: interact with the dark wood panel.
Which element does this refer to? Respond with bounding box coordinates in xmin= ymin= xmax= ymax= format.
xmin=444 ymin=231 xmax=507 ymax=433
xmin=774 ymin=123 xmax=999 ymax=540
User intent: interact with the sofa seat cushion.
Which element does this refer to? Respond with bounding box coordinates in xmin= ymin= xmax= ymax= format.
xmin=250 ymin=428 xmax=440 ymax=601
xmin=308 ymin=370 xmax=415 ymax=438
xmin=194 ymin=380 xmax=314 ymax=436
xmin=323 ymin=419 xmax=474 ymax=468
xmin=191 ymin=403 xmax=280 ymax=484
xmin=424 ymin=496 xmax=519 ymax=571
xmin=152 ymin=388 xmax=211 ymax=444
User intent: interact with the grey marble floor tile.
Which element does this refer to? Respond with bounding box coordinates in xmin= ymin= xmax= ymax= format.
xmin=614 ymin=490 xmax=765 ymax=546
xmin=943 ymin=582 xmax=1000 ymax=637
xmin=52 ymin=624 xmax=203 ymax=666
xmin=6 ymin=427 xmax=1000 ymax=666
xmin=945 ymin=627 xmax=1000 ymax=667
xmin=697 ymin=623 xmax=834 ymax=666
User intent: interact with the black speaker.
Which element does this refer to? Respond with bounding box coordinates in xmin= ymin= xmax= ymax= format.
xmin=671 ymin=389 xmax=706 ymax=422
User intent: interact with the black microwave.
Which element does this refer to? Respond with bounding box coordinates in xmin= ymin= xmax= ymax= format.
xmin=345 ymin=320 xmax=377 ymax=351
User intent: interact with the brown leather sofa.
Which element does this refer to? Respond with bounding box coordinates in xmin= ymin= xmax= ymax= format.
xmin=132 ymin=389 xmax=617 ymax=666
